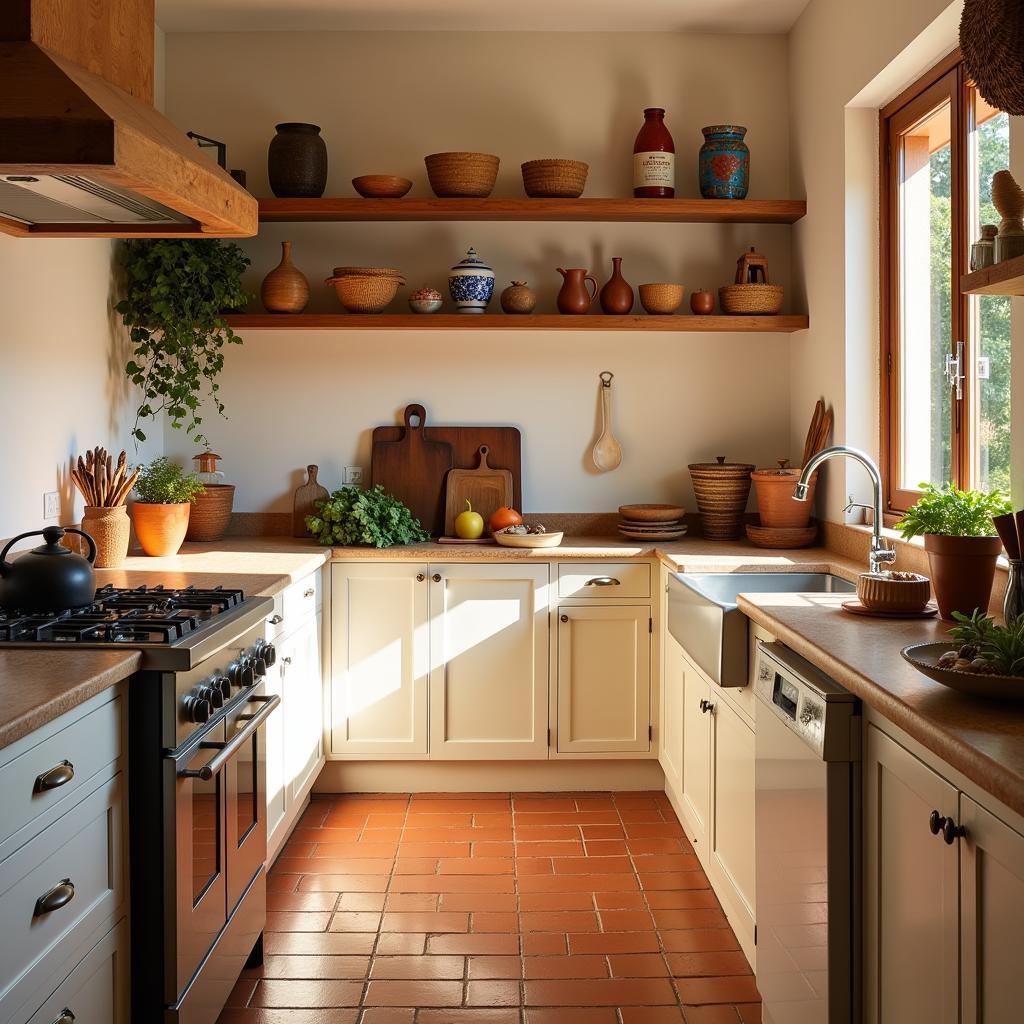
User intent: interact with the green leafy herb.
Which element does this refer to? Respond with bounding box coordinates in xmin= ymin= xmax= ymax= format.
xmin=134 ymin=457 xmax=205 ymax=505
xmin=116 ymin=239 xmax=251 ymax=448
xmin=949 ymin=610 xmax=1024 ymax=676
xmin=894 ymin=483 xmax=1011 ymax=540
xmin=305 ymin=485 xmax=430 ymax=548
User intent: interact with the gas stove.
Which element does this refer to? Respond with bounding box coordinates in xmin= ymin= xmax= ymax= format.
xmin=0 ymin=583 xmax=274 ymax=671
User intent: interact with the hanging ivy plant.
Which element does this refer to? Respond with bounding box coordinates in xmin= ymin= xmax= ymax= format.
xmin=116 ymin=238 xmax=251 ymax=447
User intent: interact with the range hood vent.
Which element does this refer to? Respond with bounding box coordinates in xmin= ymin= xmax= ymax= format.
xmin=0 ymin=175 xmax=190 ymax=225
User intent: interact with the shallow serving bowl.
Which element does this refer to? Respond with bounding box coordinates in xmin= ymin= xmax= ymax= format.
xmin=619 ymin=503 xmax=686 ymax=523
xmin=352 ymin=175 xmax=413 ymax=198
xmin=493 ymin=530 xmax=564 ymax=549
xmin=901 ymin=642 xmax=1024 ymax=700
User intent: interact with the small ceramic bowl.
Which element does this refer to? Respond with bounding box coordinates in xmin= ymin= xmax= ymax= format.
xmin=352 ymin=175 xmax=413 ymax=198
xmin=409 ymin=297 xmax=443 ymax=314
xmin=857 ymin=572 xmax=932 ymax=612
xmin=639 ymin=283 xmax=685 ymax=315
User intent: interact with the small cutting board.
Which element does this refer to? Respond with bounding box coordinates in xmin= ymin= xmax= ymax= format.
xmin=371 ymin=404 xmax=454 ymax=535
xmin=293 ymin=464 xmax=329 ymax=537
xmin=444 ymin=445 xmax=513 ymax=537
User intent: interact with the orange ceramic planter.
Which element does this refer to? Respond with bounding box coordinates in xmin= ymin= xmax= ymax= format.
xmin=131 ymin=502 xmax=191 ymax=557
xmin=752 ymin=469 xmax=816 ymax=528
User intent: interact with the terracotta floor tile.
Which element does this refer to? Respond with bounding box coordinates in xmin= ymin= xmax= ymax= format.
xmin=251 ymin=979 xmax=363 ymax=1007
xmin=525 ymin=1009 xmax=618 ymax=1024
xmin=278 ymin=842 xmax=314 ymax=858
xmin=519 ymin=893 xmax=593 ymax=912
xmin=640 ymin=872 xmax=712 ymax=892
xmin=393 ymin=858 xmax=439 ymax=875
xmin=297 ymin=874 xmax=389 ymax=893
xmin=472 ymin=912 xmax=520 ymax=933
xmin=579 ymin=825 xmax=626 ymax=840
xmin=633 ymin=855 xmax=701 ymax=873
xmin=385 ymin=893 xmax=439 ymax=912
xmin=361 ymin=829 xmax=404 ymax=844
xmin=674 ymin=977 xmax=760 ymax=1005
xmin=390 ymin=875 xmax=516 ymax=894
xmin=513 ymin=797 xmax=577 ymax=812
xmin=516 ymin=825 xmax=584 ymax=841
xmin=474 ymin=813 xmax=514 ymax=828
xmin=660 ymin=930 xmax=740 ymax=954
xmin=468 ymin=955 xmax=522 ymax=979
xmin=553 ymin=855 xmax=632 ymax=875
xmin=651 ymin=910 xmax=729 ymax=931
xmin=624 ymin=823 xmax=685 ymax=839
xmin=336 ymin=893 xmax=387 ymax=912
xmin=428 ymin=934 xmax=520 ymax=956
xmin=442 ymin=893 xmax=518 ymax=913
xmin=597 ymin=910 xmax=655 ymax=932
xmin=418 ymin=1012 xmax=521 ymax=1024
xmin=618 ymin=809 xmax=670 ymax=824
xmin=216 ymin=1010 xmax=358 ymax=1024
xmin=380 ymin=912 xmax=469 ymax=933
xmin=439 ymin=857 xmax=514 ymax=874
xmin=735 ymin=1002 xmax=761 ymax=1023
xmin=573 ymin=797 xmax=616 ymax=810
xmin=374 ymin=934 xmax=427 ymax=955
xmin=398 ymin=842 xmax=472 ymax=859
xmin=281 ymin=856 xmax=393 ymax=875
xmin=524 ymin=978 xmax=677 ymax=1006
xmin=518 ymin=874 xmax=638 ymax=894
xmin=466 ymin=980 xmax=522 ymax=1006
xmin=266 ymin=874 xmax=300 ymax=893
xmin=226 ymin=978 xmax=257 ymax=1007
xmin=516 ymin=811 xmax=621 ymax=826
xmin=583 ymin=840 xmax=629 ymax=857
xmin=406 ymin=812 xmax=475 ymax=827
xmin=305 ymin=827 xmax=361 ymax=843
xmin=521 ymin=933 xmax=568 ymax=955
xmin=619 ymin=1009 xmax=686 ymax=1023
xmin=267 ymin=892 xmax=339 ymax=913
xmin=680 ymin=1006 xmax=742 ymax=1022
xmin=523 ymin=956 xmax=608 ymax=980
xmin=359 ymin=1010 xmax=416 ymax=1024
xmin=645 ymin=891 xmax=719 ymax=911
xmin=369 ymin=955 xmax=465 ymax=980
xmin=472 ymin=842 xmax=515 ymax=858
xmin=516 ymin=858 xmax=554 ymax=875
xmin=516 ymin=841 xmax=585 ymax=858
xmin=667 ymin=952 xmax=752 ymax=978
xmin=328 ymin=912 xmax=382 ymax=933
xmin=411 ymin=799 xmax=510 ymax=813
xmin=404 ymin=827 xmax=512 ymax=843
xmin=607 ymin=954 xmax=671 ymax=978
xmin=626 ymin=839 xmax=688 ymax=856
xmin=362 ymin=980 xmax=463 ymax=1006
xmin=266 ymin=912 xmax=331 ymax=933
xmin=265 ymin=933 xmax=375 ymax=956
xmin=520 ymin=911 xmax=599 ymax=933
xmin=259 ymin=956 xmax=370 ymax=979
xmin=364 ymin=813 xmax=406 ymax=828
xmin=594 ymin=893 xmax=647 ymax=911
xmin=568 ymin=933 xmax=661 ymax=955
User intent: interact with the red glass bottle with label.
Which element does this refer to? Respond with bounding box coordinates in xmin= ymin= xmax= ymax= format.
xmin=633 ymin=108 xmax=675 ymax=198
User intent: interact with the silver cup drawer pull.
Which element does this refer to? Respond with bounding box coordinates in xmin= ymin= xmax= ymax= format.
xmin=34 ymin=760 xmax=75 ymax=793
xmin=34 ymin=878 xmax=75 ymax=917
xmin=584 ymin=577 xmax=621 ymax=587
xmin=50 ymin=1010 xmax=75 ymax=1024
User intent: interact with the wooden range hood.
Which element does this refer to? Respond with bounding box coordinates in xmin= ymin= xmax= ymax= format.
xmin=0 ymin=0 xmax=256 ymax=237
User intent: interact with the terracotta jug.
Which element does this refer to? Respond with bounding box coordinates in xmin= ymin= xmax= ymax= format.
xmin=556 ymin=267 xmax=598 ymax=315
xmin=261 ymin=240 xmax=310 ymax=313
xmin=599 ymin=257 xmax=634 ymax=314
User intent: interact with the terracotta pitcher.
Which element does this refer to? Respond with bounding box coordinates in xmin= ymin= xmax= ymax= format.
xmin=556 ymin=267 xmax=598 ymax=315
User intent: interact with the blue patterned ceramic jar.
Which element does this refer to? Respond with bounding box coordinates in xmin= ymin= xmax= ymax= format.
xmin=448 ymin=247 xmax=495 ymax=313
xmin=699 ymin=125 xmax=750 ymax=199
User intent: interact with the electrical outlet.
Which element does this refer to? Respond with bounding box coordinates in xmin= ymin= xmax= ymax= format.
xmin=344 ymin=466 xmax=364 ymax=485
xmin=43 ymin=491 xmax=60 ymax=520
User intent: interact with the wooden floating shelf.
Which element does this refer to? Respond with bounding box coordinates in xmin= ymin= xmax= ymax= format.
xmin=961 ymin=253 xmax=1024 ymax=295
xmin=225 ymin=313 xmax=809 ymax=333
xmin=256 ymin=197 xmax=807 ymax=225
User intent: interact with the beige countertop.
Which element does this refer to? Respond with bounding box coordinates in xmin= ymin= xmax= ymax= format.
xmin=739 ymin=591 xmax=1024 ymax=819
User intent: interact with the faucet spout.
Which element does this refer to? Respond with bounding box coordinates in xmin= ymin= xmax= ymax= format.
xmin=794 ymin=445 xmax=896 ymax=575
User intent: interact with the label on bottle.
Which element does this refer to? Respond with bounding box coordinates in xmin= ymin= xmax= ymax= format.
xmin=633 ymin=151 xmax=675 ymax=189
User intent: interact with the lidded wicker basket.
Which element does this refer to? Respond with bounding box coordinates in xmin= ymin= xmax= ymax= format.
xmin=521 ymin=159 xmax=589 ymax=198
xmin=425 ymin=152 xmax=500 ymax=197
xmin=689 ymin=456 xmax=756 ymax=540
xmin=186 ymin=484 xmax=235 ymax=542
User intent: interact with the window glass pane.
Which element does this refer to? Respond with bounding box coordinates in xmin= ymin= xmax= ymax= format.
xmin=968 ymin=99 xmax=1011 ymax=493
xmin=897 ymin=101 xmax=954 ymax=490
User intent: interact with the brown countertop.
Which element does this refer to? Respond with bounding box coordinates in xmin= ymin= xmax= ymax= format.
xmin=739 ymin=591 xmax=1024 ymax=819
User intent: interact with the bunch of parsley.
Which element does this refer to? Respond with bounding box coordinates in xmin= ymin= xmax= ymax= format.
xmin=305 ymin=485 xmax=429 ymax=548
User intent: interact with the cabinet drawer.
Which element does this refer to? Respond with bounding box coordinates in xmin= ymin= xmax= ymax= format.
xmin=269 ymin=572 xmax=321 ymax=640
xmin=557 ymin=562 xmax=650 ymax=599
xmin=24 ymin=918 xmax=128 ymax=1024
xmin=0 ymin=775 xmax=125 ymax=1018
xmin=0 ymin=694 xmax=122 ymax=858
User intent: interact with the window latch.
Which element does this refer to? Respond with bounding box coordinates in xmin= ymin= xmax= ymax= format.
xmin=944 ymin=340 xmax=965 ymax=400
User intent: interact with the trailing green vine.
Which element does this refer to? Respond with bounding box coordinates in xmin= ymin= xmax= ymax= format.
xmin=116 ymin=239 xmax=251 ymax=447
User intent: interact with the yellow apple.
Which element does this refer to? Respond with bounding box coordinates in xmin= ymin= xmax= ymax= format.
xmin=454 ymin=499 xmax=484 ymax=539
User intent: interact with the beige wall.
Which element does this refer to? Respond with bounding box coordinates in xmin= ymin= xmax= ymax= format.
xmin=164 ymin=31 xmax=797 ymax=513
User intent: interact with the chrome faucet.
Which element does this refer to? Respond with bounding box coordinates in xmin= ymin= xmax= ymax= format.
xmin=794 ymin=445 xmax=896 ymax=575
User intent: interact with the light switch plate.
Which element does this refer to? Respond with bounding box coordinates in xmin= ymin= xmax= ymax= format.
xmin=344 ymin=466 xmax=364 ymax=485
xmin=43 ymin=491 xmax=60 ymax=519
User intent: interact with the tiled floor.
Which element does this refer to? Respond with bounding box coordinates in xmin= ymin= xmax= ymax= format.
xmin=220 ymin=792 xmax=761 ymax=1024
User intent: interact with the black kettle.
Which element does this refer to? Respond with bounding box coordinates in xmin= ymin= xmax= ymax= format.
xmin=0 ymin=527 xmax=97 ymax=613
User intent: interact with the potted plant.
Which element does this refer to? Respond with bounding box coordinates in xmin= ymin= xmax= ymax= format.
xmin=117 ymin=239 xmax=251 ymax=448
xmin=896 ymin=483 xmax=1012 ymax=620
xmin=130 ymin=458 xmax=205 ymax=557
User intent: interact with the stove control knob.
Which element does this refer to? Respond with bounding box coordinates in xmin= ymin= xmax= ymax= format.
xmin=182 ymin=694 xmax=212 ymax=724
xmin=196 ymin=683 xmax=224 ymax=709
xmin=227 ymin=659 xmax=255 ymax=689
xmin=249 ymin=648 xmax=268 ymax=678
xmin=211 ymin=675 xmax=231 ymax=701
xmin=253 ymin=640 xmax=277 ymax=670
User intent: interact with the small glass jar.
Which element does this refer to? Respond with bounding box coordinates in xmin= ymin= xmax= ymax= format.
xmin=970 ymin=224 xmax=997 ymax=271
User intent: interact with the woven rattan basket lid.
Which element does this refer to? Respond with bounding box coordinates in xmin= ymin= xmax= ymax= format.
xmin=689 ymin=455 xmax=756 ymax=475
xmin=961 ymin=0 xmax=1024 ymax=115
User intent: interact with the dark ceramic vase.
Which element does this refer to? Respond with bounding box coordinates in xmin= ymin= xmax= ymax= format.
xmin=599 ymin=257 xmax=634 ymax=314
xmin=268 ymin=122 xmax=328 ymax=198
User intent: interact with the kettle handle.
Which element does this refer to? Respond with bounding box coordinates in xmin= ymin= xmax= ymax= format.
xmin=62 ymin=529 xmax=97 ymax=566
xmin=0 ymin=530 xmax=47 ymax=574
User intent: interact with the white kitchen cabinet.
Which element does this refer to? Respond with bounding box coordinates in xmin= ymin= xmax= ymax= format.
xmin=679 ymin=651 xmax=713 ymax=851
xmin=556 ymin=605 xmax=650 ymax=753
xmin=282 ymin=613 xmax=324 ymax=804
xmin=864 ymin=724 xmax=960 ymax=1024
xmin=330 ymin=563 xmax=429 ymax=758
xmin=264 ymin=657 xmax=286 ymax=844
xmin=660 ymin=632 xmax=685 ymax=806
xmin=429 ymin=563 xmax=549 ymax=759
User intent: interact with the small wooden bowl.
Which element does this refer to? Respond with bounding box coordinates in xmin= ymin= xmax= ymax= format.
xmin=493 ymin=530 xmax=563 ymax=549
xmin=639 ymin=283 xmax=685 ymax=314
xmin=352 ymin=175 xmax=413 ymax=198
xmin=857 ymin=572 xmax=931 ymax=612
xmin=619 ymin=503 xmax=686 ymax=523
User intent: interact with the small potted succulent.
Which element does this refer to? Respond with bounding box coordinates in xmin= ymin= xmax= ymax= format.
xmin=130 ymin=457 xmax=205 ymax=557
xmin=895 ymin=483 xmax=1012 ymax=620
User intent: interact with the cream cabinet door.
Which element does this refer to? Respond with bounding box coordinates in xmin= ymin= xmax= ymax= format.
xmin=864 ymin=725 xmax=959 ymax=1024
xmin=660 ymin=633 xmax=685 ymax=804
xmin=263 ymin=655 xmax=287 ymax=850
xmin=331 ymin=563 xmax=429 ymax=757
xmin=282 ymin=613 xmax=324 ymax=803
xmin=680 ymin=653 xmax=712 ymax=855
xmin=709 ymin=696 xmax=755 ymax=929
xmin=429 ymin=563 xmax=549 ymax=760
xmin=960 ymin=795 xmax=1024 ymax=1024
xmin=556 ymin=605 xmax=651 ymax=753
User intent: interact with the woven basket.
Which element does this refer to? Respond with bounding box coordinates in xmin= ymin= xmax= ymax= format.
xmin=82 ymin=505 xmax=130 ymax=568
xmin=689 ymin=457 xmax=755 ymax=540
xmin=325 ymin=273 xmax=403 ymax=313
xmin=425 ymin=152 xmax=500 ymax=197
xmin=639 ymin=283 xmax=685 ymax=315
xmin=961 ymin=0 xmax=1024 ymax=115
xmin=521 ymin=159 xmax=589 ymax=198
xmin=332 ymin=266 xmax=404 ymax=279
xmin=186 ymin=484 xmax=235 ymax=543
xmin=719 ymin=283 xmax=784 ymax=315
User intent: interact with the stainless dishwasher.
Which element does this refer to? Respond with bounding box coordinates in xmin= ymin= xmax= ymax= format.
xmin=754 ymin=642 xmax=861 ymax=1024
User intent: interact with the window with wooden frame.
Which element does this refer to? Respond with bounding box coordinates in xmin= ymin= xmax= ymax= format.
xmin=881 ymin=52 xmax=1011 ymax=514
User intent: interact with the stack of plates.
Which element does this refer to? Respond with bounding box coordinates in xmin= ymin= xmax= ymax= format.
xmin=618 ymin=504 xmax=688 ymax=541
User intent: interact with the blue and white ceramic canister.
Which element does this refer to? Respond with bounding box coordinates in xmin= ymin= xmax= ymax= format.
xmin=698 ymin=125 xmax=750 ymax=199
xmin=448 ymin=247 xmax=495 ymax=313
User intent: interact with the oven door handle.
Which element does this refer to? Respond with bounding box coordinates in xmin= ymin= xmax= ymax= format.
xmin=177 ymin=694 xmax=281 ymax=781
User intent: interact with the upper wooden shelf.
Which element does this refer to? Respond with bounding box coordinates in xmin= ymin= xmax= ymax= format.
xmin=256 ymin=197 xmax=807 ymax=225
xmin=961 ymin=253 xmax=1024 ymax=295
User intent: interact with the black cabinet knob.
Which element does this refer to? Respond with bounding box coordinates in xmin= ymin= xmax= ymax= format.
xmin=699 ymin=699 xmax=715 ymax=714
xmin=432 ymin=574 xmax=442 ymax=583
xmin=942 ymin=818 xmax=965 ymax=845
xmin=929 ymin=810 xmax=945 ymax=835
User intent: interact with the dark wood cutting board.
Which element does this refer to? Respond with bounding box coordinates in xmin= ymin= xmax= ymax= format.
xmin=372 ymin=404 xmax=522 ymax=535
xmin=370 ymin=404 xmax=454 ymax=535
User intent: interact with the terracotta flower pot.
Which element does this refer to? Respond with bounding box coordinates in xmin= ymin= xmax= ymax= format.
xmin=131 ymin=502 xmax=191 ymax=557
xmin=923 ymin=534 xmax=1002 ymax=621
xmin=751 ymin=466 xmax=816 ymax=528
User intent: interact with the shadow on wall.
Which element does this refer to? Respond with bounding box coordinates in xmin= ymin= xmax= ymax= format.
xmin=105 ymin=243 xmax=134 ymax=441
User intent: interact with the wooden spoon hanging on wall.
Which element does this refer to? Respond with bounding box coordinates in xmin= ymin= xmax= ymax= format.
xmin=592 ymin=371 xmax=623 ymax=472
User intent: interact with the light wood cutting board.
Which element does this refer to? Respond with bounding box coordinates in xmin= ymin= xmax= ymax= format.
xmin=444 ymin=445 xmax=513 ymax=537
xmin=293 ymin=464 xmax=329 ymax=537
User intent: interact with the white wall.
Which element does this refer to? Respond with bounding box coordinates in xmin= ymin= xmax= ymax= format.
xmin=163 ymin=30 xmax=797 ymax=513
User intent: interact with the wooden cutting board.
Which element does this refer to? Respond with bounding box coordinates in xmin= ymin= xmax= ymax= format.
xmin=444 ymin=445 xmax=514 ymax=537
xmin=293 ymin=464 xmax=329 ymax=537
xmin=370 ymin=404 xmax=454 ymax=535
